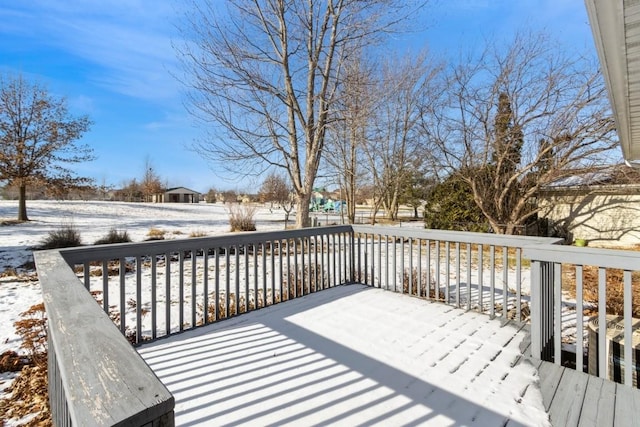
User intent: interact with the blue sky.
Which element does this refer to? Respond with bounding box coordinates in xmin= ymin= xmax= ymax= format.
xmin=0 ymin=0 xmax=595 ymax=193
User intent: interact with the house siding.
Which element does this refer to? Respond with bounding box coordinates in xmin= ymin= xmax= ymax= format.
xmin=539 ymin=186 xmax=640 ymax=247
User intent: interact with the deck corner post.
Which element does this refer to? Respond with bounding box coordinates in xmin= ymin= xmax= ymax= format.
xmin=530 ymin=259 xmax=555 ymax=361
xmin=530 ymin=259 xmax=542 ymax=359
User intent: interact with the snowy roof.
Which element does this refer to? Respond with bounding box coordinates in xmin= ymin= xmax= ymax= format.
xmin=546 ymin=169 xmax=614 ymax=187
xmin=544 ymin=164 xmax=640 ymax=188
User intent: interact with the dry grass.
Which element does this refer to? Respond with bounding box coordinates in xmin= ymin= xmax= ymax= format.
xmin=0 ymin=219 xmax=26 ymax=226
xmin=563 ymin=265 xmax=640 ymax=317
xmin=228 ymin=204 xmax=257 ymax=232
xmin=561 ymin=245 xmax=640 ymax=316
xmin=0 ymin=267 xmax=38 ymax=282
xmin=195 ymin=264 xmax=328 ymax=324
xmin=146 ymin=227 xmax=166 ymax=240
xmin=402 ymin=268 xmax=436 ymax=298
xmin=94 ymin=228 xmax=131 ymax=245
xmin=0 ymin=303 xmax=51 ymax=426
xmin=39 ymin=224 xmax=82 ymax=249
xmin=189 ymin=230 xmax=208 ymax=238
xmin=74 ymin=260 xmax=135 ymax=277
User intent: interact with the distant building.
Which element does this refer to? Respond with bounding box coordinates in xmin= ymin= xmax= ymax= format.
xmin=538 ymin=165 xmax=640 ymax=247
xmin=153 ymin=187 xmax=200 ymax=203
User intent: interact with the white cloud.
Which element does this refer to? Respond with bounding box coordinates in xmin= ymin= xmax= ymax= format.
xmin=68 ymin=94 xmax=96 ymax=114
xmin=1 ymin=1 xmax=183 ymax=102
xmin=143 ymin=111 xmax=191 ymax=131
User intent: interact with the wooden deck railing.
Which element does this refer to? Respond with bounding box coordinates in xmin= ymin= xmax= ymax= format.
xmin=525 ymin=245 xmax=640 ymax=386
xmin=34 ymin=249 xmax=175 ymax=427
xmin=35 ymin=224 xmax=640 ymax=425
xmin=351 ymin=226 xmax=559 ymax=320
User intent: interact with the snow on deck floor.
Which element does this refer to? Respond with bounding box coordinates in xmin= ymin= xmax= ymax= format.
xmin=138 ymin=284 xmax=550 ymax=426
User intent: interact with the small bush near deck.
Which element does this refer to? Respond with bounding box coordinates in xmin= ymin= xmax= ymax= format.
xmin=281 ymin=264 xmax=328 ymax=300
xmin=189 ymin=230 xmax=208 ymax=238
xmin=228 ymin=204 xmax=257 ymax=232
xmin=39 ymin=224 xmax=82 ymax=249
xmin=564 ymin=265 xmax=640 ymax=317
xmin=146 ymin=227 xmax=166 ymax=240
xmin=94 ymin=228 xmax=131 ymax=245
xmin=403 ymin=268 xmax=440 ymax=299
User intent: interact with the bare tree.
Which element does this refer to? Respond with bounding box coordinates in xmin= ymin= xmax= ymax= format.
xmin=363 ymin=51 xmax=442 ymax=221
xmin=177 ymin=0 xmax=426 ymax=227
xmin=426 ymin=32 xmax=617 ymax=234
xmin=221 ymin=189 xmax=238 ymax=204
xmin=117 ymin=178 xmax=142 ymax=202
xmin=324 ymin=57 xmax=376 ymax=223
xmin=141 ymin=157 xmax=163 ymax=202
xmin=259 ymin=171 xmax=295 ymax=227
xmin=97 ymin=176 xmax=113 ymax=201
xmin=0 ymin=74 xmax=93 ymax=220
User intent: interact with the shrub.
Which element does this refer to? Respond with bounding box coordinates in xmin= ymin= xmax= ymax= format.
xmin=94 ymin=228 xmax=131 ymax=245
xmin=39 ymin=224 xmax=82 ymax=249
xmin=146 ymin=227 xmax=166 ymax=240
xmin=423 ymin=174 xmax=490 ymax=232
xmin=281 ymin=264 xmax=328 ymax=300
xmin=228 ymin=204 xmax=257 ymax=232
xmin=189 ymin=230 xmax=208 ymax=238
xmin=402 ymin=268 xmax=436 ymax=297
xmin=204 ymin=188 xmax=217 ymax=203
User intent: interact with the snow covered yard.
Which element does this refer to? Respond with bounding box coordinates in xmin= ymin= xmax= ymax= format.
xmin=0 ymin=200 xmax=289 ymax=354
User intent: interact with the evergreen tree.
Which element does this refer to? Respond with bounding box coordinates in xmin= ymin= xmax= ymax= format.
xmin=424 ymin=174 xmax=490 ymax=232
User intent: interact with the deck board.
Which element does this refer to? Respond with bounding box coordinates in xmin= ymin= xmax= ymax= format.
xmin=528 ymin=356 xmax=640 ymax=427
xmin=579 ymin=376 xmax=615 ymax=427
xmin=614 ymin=382 xmax=640 ymax=427
xmin=138 ymin=284 xmax=549 ymax=426
xmin=548 ymin=367 xmax=589 ymax=426
xmin=138 ymin=284 xmax=640 ymax=426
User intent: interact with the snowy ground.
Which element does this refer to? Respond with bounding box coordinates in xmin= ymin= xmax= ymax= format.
xmin=0 ymin=200 xmax=301 ymax=353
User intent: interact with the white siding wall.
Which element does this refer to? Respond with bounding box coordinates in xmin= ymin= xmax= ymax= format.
xmin=539 ymin=188 xmax=640 ymax=247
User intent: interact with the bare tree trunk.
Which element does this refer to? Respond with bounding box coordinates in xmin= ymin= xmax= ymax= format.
xmin=18 ymin=184 xmax=28 ymax=221
xmin=347 ymin=136 xmax=358 ymax=224
xmin=370 ymin=194 xmax=383 ymax=225
xmin=178 ymin=1 xmax=424 ymax=230
xmin=295 ymin=193 xmax=312 ymax=228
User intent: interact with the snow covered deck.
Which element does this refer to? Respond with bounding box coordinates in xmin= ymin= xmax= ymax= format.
xmin=138 ymin=284 xmax=549 ymax=426
xmin=36 ymin=224 xmax=640 ymax=425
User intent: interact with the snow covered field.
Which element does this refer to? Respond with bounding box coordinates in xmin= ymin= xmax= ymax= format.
xmin=0 ymin=200 xmax=295 ymax=354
